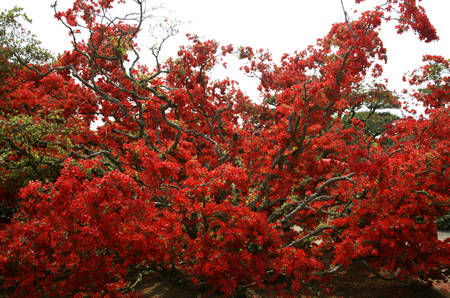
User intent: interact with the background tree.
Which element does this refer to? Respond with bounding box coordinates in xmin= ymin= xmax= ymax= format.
xmin=0 ymin=7 xmax=53 ymax=222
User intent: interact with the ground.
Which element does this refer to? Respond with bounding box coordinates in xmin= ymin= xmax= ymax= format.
xmin=134 ymin=266 xmax=449 ymax=297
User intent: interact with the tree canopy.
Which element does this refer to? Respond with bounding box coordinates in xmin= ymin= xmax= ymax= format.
xmin=0 ymin=0 xmax=448 ymax=296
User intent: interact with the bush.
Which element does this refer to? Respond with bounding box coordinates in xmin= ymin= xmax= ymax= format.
xmin=436 ymin=212 xmax=450 ymax=230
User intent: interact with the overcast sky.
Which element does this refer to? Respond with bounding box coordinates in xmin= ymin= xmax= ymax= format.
xmin=2 ymin=0 xmax=450 ymax=103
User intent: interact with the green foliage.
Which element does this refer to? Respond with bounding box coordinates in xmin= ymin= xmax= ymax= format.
xmin=417 ymin=58 xmax=450 ymax=89
xmin=352 ymin=111 xmax=400 ymax=138
xmin=265 ymin=95 xmax=277 ymax=107
xmin=0 ymin=112 xmax=72 ymax=188
xmin=436 ymin=212 xmax=450 ymax=230
xmin=0 ymin=6 xmax=53 ymax=79
xmin=0 ymin=112 xmax=75 ymax=222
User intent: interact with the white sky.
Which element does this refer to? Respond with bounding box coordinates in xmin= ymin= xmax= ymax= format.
xmin=2 ymin=0 xmax=450 ymax=104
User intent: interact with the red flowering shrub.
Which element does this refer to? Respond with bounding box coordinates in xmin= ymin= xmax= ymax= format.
xmin=0 ymin=160 xmax=180 ymax=296
xmin=0 ymin=0 xmax=448 ymax=296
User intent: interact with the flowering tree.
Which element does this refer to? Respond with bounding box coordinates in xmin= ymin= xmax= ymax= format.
xmin=0 ymin=0 xmax=448 ymax=296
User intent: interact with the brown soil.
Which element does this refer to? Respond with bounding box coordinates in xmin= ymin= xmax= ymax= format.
xmin=326 ymin=263 xmax=449 ymax=298
xmin=134 ymin=264 xmax=450 ymax=298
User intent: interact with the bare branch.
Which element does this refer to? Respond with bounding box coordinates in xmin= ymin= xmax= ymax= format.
xmin=389 ymin=149 xmax=404 ymax=157
xmin=314 ymin=264 xmax=343 ymax=276
xmin=280 ymin=173 xmax=355 ymax=225
xmin=359 ymin=260 xmax=398 ymax=281
xmin=288 ymin=225 xmax=336 ymax=247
